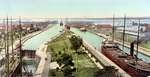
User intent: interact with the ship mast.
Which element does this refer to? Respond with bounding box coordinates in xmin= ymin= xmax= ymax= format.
xmin=136 ymin=19 xmax=140 ymax=63
xmin=122 ymin=15 xmax=126 ymax=51
xmin=112 ymin=15 xmax=115 ymax=42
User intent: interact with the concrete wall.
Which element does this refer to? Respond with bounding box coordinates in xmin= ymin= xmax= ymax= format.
xmin=82 ymin=39 xmax=131 ymax=77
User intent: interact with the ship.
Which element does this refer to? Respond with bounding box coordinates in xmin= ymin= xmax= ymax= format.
xmin=60 ymin=21 xmax=63 ymax=26
xmin=101 ymin=40 xmax=150 ymax=77
xmin=101 ymin=16 xmax=150 ymax=77
xmin=80 ymin=27 xmax=87 ymax=32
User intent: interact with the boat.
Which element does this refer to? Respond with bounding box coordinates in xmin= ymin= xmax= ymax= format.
xmin=101 ymin=40 xmax=150 ymax=77
xmin=101 ymin=16 xmax=150 ymax=77
xmin=60 ymin=21 xmax=63 ymax=26
xmin=80 ymin=27 xmax=87 ymax=32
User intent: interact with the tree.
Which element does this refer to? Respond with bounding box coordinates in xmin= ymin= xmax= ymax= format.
xmin=69 ymin=35 xmax=82 ymax=52
xmin=56 ymin=53 xmax=74 ymax=66
xmin=56 ymin=53 xmax=75 ymax=77
xmin=62 ymin=65 xmax=75 ymax=77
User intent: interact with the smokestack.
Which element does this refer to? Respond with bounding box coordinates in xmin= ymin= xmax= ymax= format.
xmin=130 ymin=42 xmax=134 ymax=56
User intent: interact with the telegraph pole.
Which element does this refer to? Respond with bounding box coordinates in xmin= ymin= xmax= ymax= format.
xmin=3 ymin=18 xmax=7 ymax=77
xmin=11 ymin=17 xmax=14 ymax=58
xmin=19 ymin=17 xmax=22 ymax=77
xmin=6 ymin=16 xmax=10 ymax=77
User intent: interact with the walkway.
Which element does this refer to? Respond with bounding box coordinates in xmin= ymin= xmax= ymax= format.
xmin=34 ymin=30 xmax=64 ymax=77
xmin=34 ymin=44 xmax=50 ymax=77
xmin=82 ymin=39 xmax=131 ymax=77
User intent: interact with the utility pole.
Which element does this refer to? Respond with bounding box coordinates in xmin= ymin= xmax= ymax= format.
xmin=3 ymin=18 xmax=6 ymax=53
xmin=3 ymin=18 xmax=7 ymax=77
xmin=19 ymin=17 xmax=22 ymax=77
xmin=11 ymin=16 xmax=14 ymax=59
xmin=5 ymin=16 xmax=10 ymax=77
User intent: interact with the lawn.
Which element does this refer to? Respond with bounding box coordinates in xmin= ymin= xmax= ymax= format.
xmin=74 ymin=53 xmax=98 ymax=77
xmin=47 ymin=31 xmax=98 ymax=77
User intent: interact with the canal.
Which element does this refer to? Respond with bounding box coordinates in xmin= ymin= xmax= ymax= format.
xmin=70 ymin=27 xmax=150 ymax=63
xmin=22 ymin=24 xmax=150 ymax=74
xmin=22 ymin=24 xmax=63 ymax=74
xmin=23 ymin=24 xmax=63 ymax=50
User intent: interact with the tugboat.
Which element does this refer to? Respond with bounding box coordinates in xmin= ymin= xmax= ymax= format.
xmin=80 ymin=27 xmax=87 ymax=32
xmin=101 ymin=16 xmax=150 ymax=77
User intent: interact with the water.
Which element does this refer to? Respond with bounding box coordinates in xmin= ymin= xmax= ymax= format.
xmin=23 ymin=24 xmax=63 ymax=50
xmin=23 ymin=60 xmax=37 ymax=73
xmin=119 ymin=45 xmax=150 ymax=63
xmin=70 ymin=28 xmax=104 ymax=49
xmin=70 ymin=28 xmax=150 ymax=63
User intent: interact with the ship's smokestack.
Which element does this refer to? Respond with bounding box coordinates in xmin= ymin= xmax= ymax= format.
xmin=130 ymin=38 xmax=143 ymax=57
xmin=130 ymin=42 xmax=134 ymax=56
xmin=130 ymin=40 xmax=141 ymax=57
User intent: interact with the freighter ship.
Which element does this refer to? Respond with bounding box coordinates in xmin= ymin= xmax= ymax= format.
xmin=101 ymin=40 xmax=150 ymax=77
xmin=101 ymin=16 xmax=150 ymax=77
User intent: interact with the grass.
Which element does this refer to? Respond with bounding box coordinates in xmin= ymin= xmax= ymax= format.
xmin=74 ymin=53 xmax=98 ymax=77
xmin=49 ymin=69 xmax=64 ymax=77
xmin=47 ymin=32 xmax=73 ymax=61
xmin=47 ymin=31 xmax=98 ymax=77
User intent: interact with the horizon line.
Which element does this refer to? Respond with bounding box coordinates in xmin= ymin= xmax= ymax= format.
xmin=1 ymin=16 xmax=150 ymax=20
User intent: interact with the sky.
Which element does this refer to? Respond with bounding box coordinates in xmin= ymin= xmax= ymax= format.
xmin=0 ymin=0 xmax=150 ymax=18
